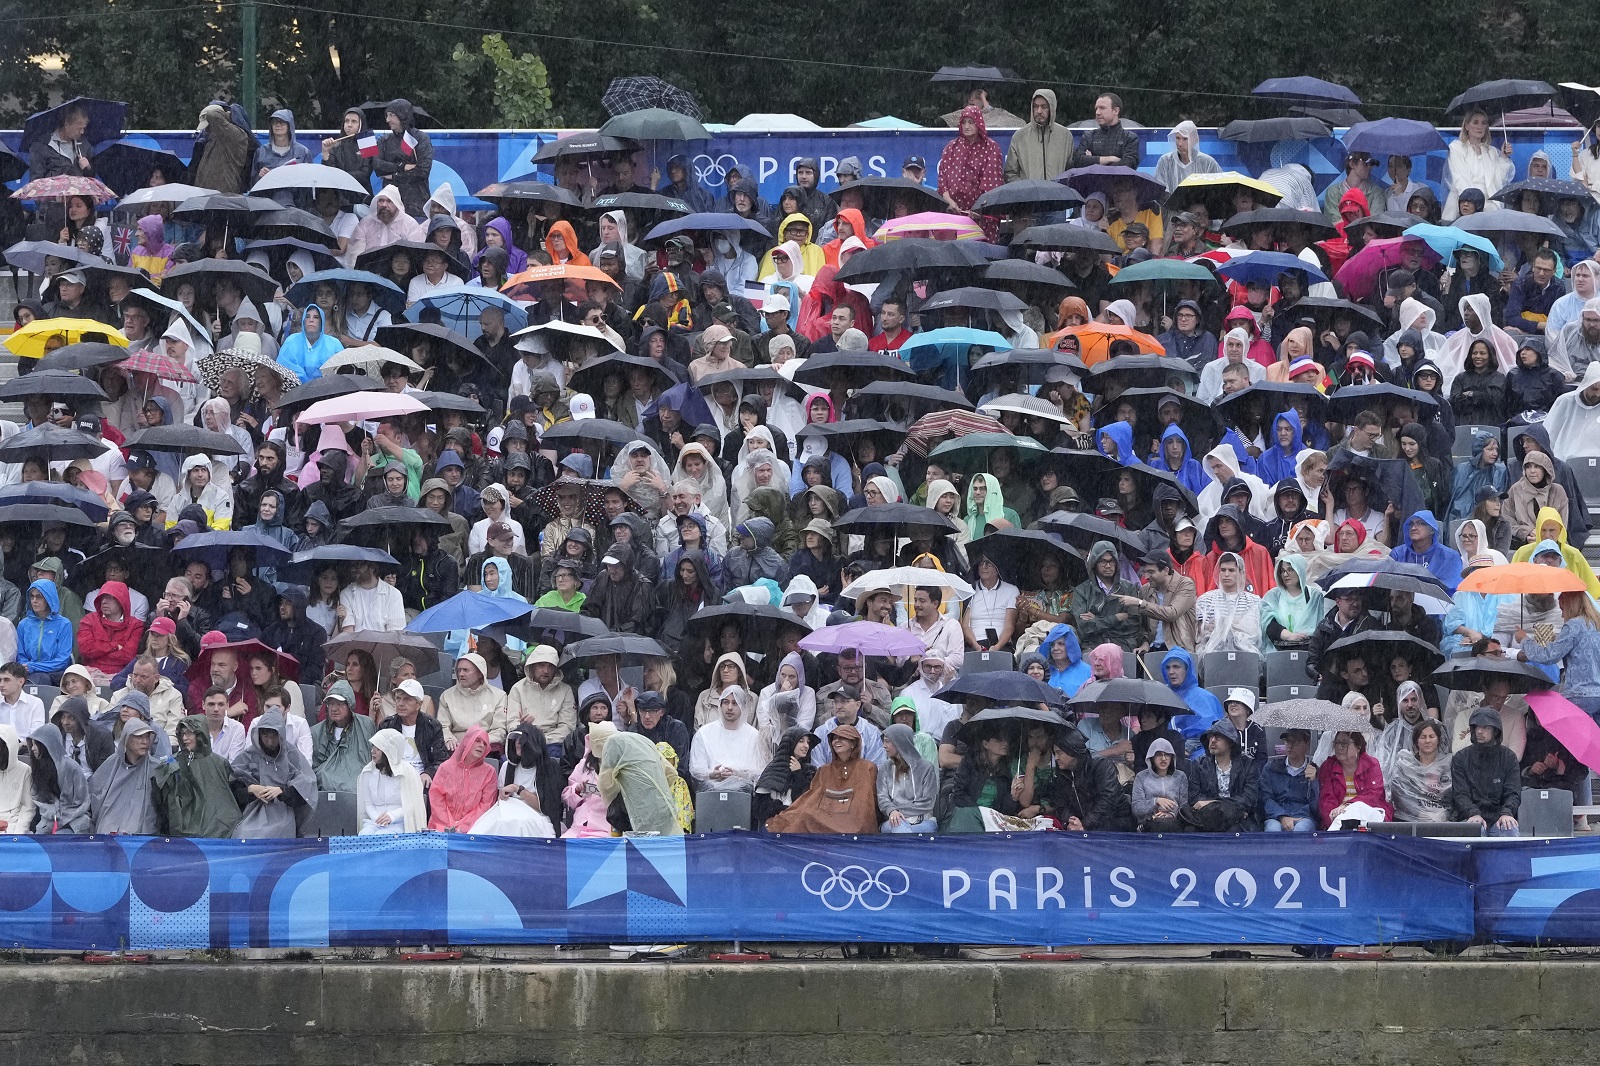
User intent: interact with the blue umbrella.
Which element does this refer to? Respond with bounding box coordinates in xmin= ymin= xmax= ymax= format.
xmin=1401 ymin=223 xmax=1504 ymax=273
xmin=404 ymin=288 xmax=529 ymax=340
xmin=641 ymin=380 xmax=715 ymax=428
xmin=406 ymin=589 xmax=532 ymax=634
xmin=1215 ymin=250 xmax=1329 ymax=286
xmin=91 ymin=141 xmax=188 ymax=197
xmin=1251 ymin=77 xmax=1361 ymax=108
xmin=642 ymin=212 xmax=772 ymax=242
xmin=1341 ymin=119 xmax=1447 ymax=157
xmin=898 ymin=327 xmax=1010 ymax=392
xmin=0 ymin=481 xmax=109 ymax=521
xmin=168 ymin=530 xmax=296 ymax=571
xmin=20 ymin=97 xmax=126 ymax=153
xmin=285 ymin=268 xmax=406 ymax=316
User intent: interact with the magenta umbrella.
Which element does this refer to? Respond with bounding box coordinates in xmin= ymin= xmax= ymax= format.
xmin=1526 ymin=690 xmax=1600 ymax=770
xmin=798 ymin=620 xmax=926 ymax=657
xmin=1332 ymin=236 xmax=1441 ymax=301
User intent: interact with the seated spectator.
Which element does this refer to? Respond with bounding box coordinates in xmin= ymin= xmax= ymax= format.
xmin=374 ymin=679 xmax=450 ymax=785
xmin=562 ymin=720 xmax=615 ymax=837
xmin=1184 ymin=721 xmax=1260 ymax=831
xmin=1389 ymin=718 xmax=1453 ymax=822
xmin=753 ymin=727 xmax=819 ymax=826
xmin=26 ymin=722 xmax=93 ymax=834
xmin=1316 ymin=730 xmax=1392 ymax=827
xmin=229 ymin=710 xmax=317 ymax=838
xmin=1043 ymin=726 xmax=1133 ymax=831
xmin=76 ymin=581 xmax=144 ymax=682
xmin=876 ymin=722 xmax=939 ymax=833
xmin=1448 ymin=708 xmax=1521 ymax=836
xmin=437 ymin=653 xmax=508 ymax=752
xmin=597 ymin=730 xmax=685 ymax=836
xmin=1259 ymin=729 xmax=1319 ymax=832
xmin=1040 ymin=623 xmax=1092 ymax=698
xmin=688 ymin=688 xmax=769 ymax=792
xmin=496 ymin=723 xmax=566 ymax=836
xmin=1162 ymin=648 xmax=1223 ymax=745
xmin=1131 ymin=737 xmax=1188 ymax=831
xmin=50 ymin=694 xmax=111 ymax=774
xmin=17 ymin=579 xmax=74 ymax=683
xmin=1070 ymin=540 xmax=1145 ymax=650
xmin=88 ymin=720 xmax=161 ymax=834
xmin=358 ymin=728 xmax=428 ymax=835
xmin=309 ymin=684 xmax=377 ymax=793
xmin=154 ymin=715 xmax=241 ymax=838
xmin=766 ymin=724 xmax=879 ymax=833
xmin=1194 ymin=552 xmax=1262 ymax=654
xmin=1220 ymin=688 xmax=1267 ymax=761
xmin=939 ymin=727 xmax=1021 ymax=831
xmin=428 ymin=725 xmax=499 ymax=832
xmin=1260 ymin=554 xmax=1325 ymax=653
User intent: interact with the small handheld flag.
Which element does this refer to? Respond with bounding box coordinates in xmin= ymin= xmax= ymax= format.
xmin=357 ymin=133 xmax=379 ymax=158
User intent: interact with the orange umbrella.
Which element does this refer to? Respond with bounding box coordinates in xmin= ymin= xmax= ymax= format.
xmin=500 ymin=263 xmax=619 ymax=301
xmin=1458 ymin=562 xmax=1587 ymax=595
xmin=1053 ymin=323 xmax=1165 ymax=367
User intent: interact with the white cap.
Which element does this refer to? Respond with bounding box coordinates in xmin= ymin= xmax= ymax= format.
xmin=761 ymin=292 xmax=791 ymax=313
xmin=568 ymin=392 xmax=595 ymax=420
xmin=1225 ymin=687 xmax=1257 ymax=712
xmin=396 ymin=678 xmax=425 ymax=700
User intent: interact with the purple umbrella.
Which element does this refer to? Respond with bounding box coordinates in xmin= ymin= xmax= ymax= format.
xmin=798 ymin=620 xmax=926 ymax=658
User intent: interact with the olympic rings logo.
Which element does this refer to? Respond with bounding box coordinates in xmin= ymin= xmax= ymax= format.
xmin=800 ymin=862 xmax=911 ymax=911
xmin=694 ymin=154 xmax=741 ymax=188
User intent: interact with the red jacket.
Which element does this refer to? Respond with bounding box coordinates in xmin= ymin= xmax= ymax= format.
xmin=76 ymin=581 xmax=145 ymax=675
xmin=798 ymin=265 xmax=872 ymax=343
xmin=1315 ymin=751 xmax=1392 ymax=828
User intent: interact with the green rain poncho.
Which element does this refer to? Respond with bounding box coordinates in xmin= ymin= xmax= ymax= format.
xmin=598 ymin=731 xmax=684 ymax=836
xmin=156 ymin=715 xmax=242 ymax=838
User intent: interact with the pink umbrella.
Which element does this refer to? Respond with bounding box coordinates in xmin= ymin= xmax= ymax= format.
xmin=295 ymin=391 xmax=430 ymax=426
xmin=1526 ymin=690 xmax=1600 ymax=769
xmin=11 ymin=174 xmax=118 ymax=203
xmin=120 ymin=349 xmax=198 ymax=383
xmin=874 ymin=212 xmax=985 ymax=241
xmin=1332 ymin=236 xmax=1441 ymax=301
xmin=798 ymin=619 xmax=926 ymax=657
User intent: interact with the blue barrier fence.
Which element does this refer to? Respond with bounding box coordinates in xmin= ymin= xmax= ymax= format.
xmin=2 ymin=126 xmax=1588 ymax=214
xmin=0 ymin=831 xmax=1491 ymax=951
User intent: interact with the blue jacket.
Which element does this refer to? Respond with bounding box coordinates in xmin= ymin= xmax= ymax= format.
xmin=1043 ymin=623 xmax=1092 ymax=697
xmin=1095 ymin=419 xmax=1142 ymax=468
xmin=1255 ymin=409 xmax=1304 ymax=487
xmin=1390 ymin=509 xmax=1464 ymax=591
xmin=17 ymin=579 xmax=74 ymax=675
xmin=1151 ymin=424 xmax=1208 ymax=496
xmin=1259 ymin=754 xmax=1320 ymax=821
xmin=1162 ymin=647 xmax=1223 ymax=742
xmin=1447 ymin=431 xmax=1509 ymax=523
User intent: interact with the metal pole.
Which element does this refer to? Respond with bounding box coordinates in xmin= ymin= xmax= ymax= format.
xmin=241 ymin=0 xmax=258 ymax=124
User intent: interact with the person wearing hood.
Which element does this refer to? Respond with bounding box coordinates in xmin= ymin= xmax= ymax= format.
xmin=1150 ymin=424 xmax=1209 ymax=498
xmin=229 ymin=709 xmax=317 ymax=837
xmin=350 ymin=184 xmax=425 ymax=261
xmin=1254 ymin=409 xmax=1307 ymax=488
xmin=723 ymin=517 xmax=785 ymax=590
xmin=1396 ymin=422 xmax=1451 ymax=520
xmin=154 ymin=715 xmax=241 ymax=838
xmin=1447 ymin=430 xmax=1510 ymax=524
xmin=1197 ymin=325 xmax=1266 ymax=404
xmin=0 ymin=723 xmax=33 ymax=834
xmin=1388 ymin=510 xmax=1464 ymax=593
xmin=359 ymin=727 xmax=429 ymax=834
xmin=1094 ymin=418 xmax=1142 ymax=470
xmin=1156 ymin=300 xmax=1218 ymax=370
xmin=766 ymin=722 xmax=878 ymax=834
xmin=1197 ymin=442 xmax=1274 ymax=528
xmin=656 ymin=152 xmax=714 ymax=213
xmin=1003 ymin=89 xmax=1074 ymax=183
xmin=938 ymin=107 xmax=1006 ymax=220
xmin=253 ymin=108 xmax=311 ymax=186
xmin=277 ymin=303 xmax=344 ymax=383
xmin=426 ymin=724 xmax=498 ymax=831
xmin=1070 ymin=541 xmax=1145 ymax=651
xmin=1257 ymin=478 xmax=1314 ymax=559
xmin=27 ymin=721 xmax=91 ymax=833
xmin=308 ymin=680 xmax=377 ymax=794
xmin=1153 ymin=119 xmax=1219 ymax=193
xmin=1176 ymin=720 xmax=1259 ymax=831
xmin=582 ymin=542 xmax=653 ymax=635
xmin=1131 ymin=735 xmax=1189 ymax=830
xmin=506 ymin=645 xmax=577 ymax=759
xmin=495 ymin=722 xmax=566 ymax=834
xmin=758 ymin=215 xmax=825 ymax=285
xmin=1193 ymin=550 xmax=1263 ymax=656
xmin=1161 ymin=647 xmax=1223 ymax=744
xmin=1260 ymin=552 xmax=1326 ymax=655
xmin=17 ymin=579 xmax=73 ymax=683
xmin=1553 ymin=297 xmax=1600 ymax=381
xmin=751 ymin=725 xmax=819 ymax=825
xmin=192 ymin=101 xmax=255 ymax=194
xmin=875 ymin=722 xmax=938 ymax=833
xmin=372 ymin=99 xmax=433 ymax=217
xmin=50 ymin=692 xmax=114 ymax=774
xmin=1447 ymin=707 xmax=1521 ymax=834
xmin=1546 ymin=258 xmax=1598 ymax=344
xmin=76 ymin=580 xmax=144 ymax=678
xmin=437 ymin=652 xmax=508 ymax=750
xmin=1506 ymin=451 xmax=1569 ymax=550
xmin=89 ymin=719 xmax=162 ymax=834
xmin=1511 ymin=506 xmax=1600 ymax=597
xmin=322 ymin=106 xmax=375 ymax=188
xmin=422 ymin=183 xmax=477 ymax=259
xmin=1038 ymin=622 xmax=1093 ymax=698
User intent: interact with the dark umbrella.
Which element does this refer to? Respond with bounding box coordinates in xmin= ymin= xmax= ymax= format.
xmin=916 ymin=286 xmax=1028 ymax=314
xmin=602 ymin=76 xmax=702 ymax=119
xmin=412 ymin=391 xmax=486 ymax=417
xmin=796 ymin=420 xmax=907 ymax=462
xmin=643 ymin=213 xmax=770 ymax=243
xmin=1325 ymin=453 xmax=1424 ymax=522
xmin=0 ymin=142 xmax=25 ymax=184
xmin=561 ymin=634 xmax=671 ymax=667
xmin=1293 ymin=105 xmax=1368 ymax=126
xmin=163 ymin=259 xmax=279 ymax=309
xmin=3 ymin=240 xmax=96 ymax=276
xmin=70 ymin=544 xmax=165 ymax=598
xmin=850 ymin=380 xmax=974 ymax=418
xmin=1325 ymin=383 xmax=1437 ymax=424
xmin=1093 ymin=386 xmax=1221 ymax=456
xmin=982 ymin=259 xmax=1075 ymax=291
xmin=970 ymin=347 xmax=1088 ymax=394
xmin=540 ymin=418 xmax=640 ymax=449
xmin=694 ymin=366 xmax=804 ymax=403
xmin=935 ymin=672 xmax=1066 ymax=709
xmin=585 ymin=191 xmax=691 ymax=216
xmin=1290 ymin=295 xmax=1384 ymax=329
xmin=826 ymin=177 xmax=946 ymax=218
xmin=171 ymin=193 xmax=282 ymax=225
xmin=1346 ymin=211 xmax=1422 ymax=234
xmin=1011 ymin=223 xmax=1122 ymax=255
xmin=1446 ymin=79 xmax=1556 ymax=118
xmin=1087 ymin=354 xmax=1200 ymax=394
xmin=1036 ymin=510 xmax=1149 ymax=558
xmin=246 ymin=207 xmax=338 ymax=249
xmin=121 ymin=425 xmax=246 ymax=456
xmin=1454 ymin=211 xmax=1567 ymax=242
xmin=1341 ymin=118 xmax=1448 ymax=157
xmin=1220 ymin=117 xmax=1332 ymax=143
xmin=168 ymin=529 xmax=296 ymax=570
xmin=931 ymin=65 xmax=1022 ymax=83
xmin=91 ymin=141 xmax=188 ymax=197
xmin=567 ymin=352 xmax=676 ymax=397
xmin=354 ymin=101 xmax=435 ymax=127
xmin=1429 ymin=657 xmax=1555 ymax=695
xmin=530 ymin=133 xmax=639 ymax=165
xmin=792 ymin=351 xmax=915 ymax=390
xmin=1215 ymin=381 xmax=1330 ymax=426
xmin=1490 ymin=176 xmax=1595 ymax=210
xmin=20 ymin=97 xmax=126 ymax=153
xmin=598 ymin=108 xmax=711 ymax=144
xmin=832 ymin=503 xmax=960 ymax=537
xmin=1219 ymin=207 xmax=1337 ymax=235
xmin=479 ymin=608 xmax=609 ymax=647
xmin=0 ymin=503 xmax=94 ymax=527
xmin=1252 ymin=77 xmax=1361 ymax=107
xmin=966 ymin=528 xmax=1086 ymax=586
xmin=324 ymin=630 xmax=443 ymax=673
xmin=339 ymin=506 xmax=452 ymax=532
xmin=1042 ymin=448 xmax=1200 ymax=515
xmin=683 ymin=602 xmax=812 ymax=647
xmin=531 ymin=477 xmax=623 ymax=531
xmin=958 ymin=706 xmax=1069 ymax=748
xmin=1058 ymin=165 xmax=1167 ymax=202
xmin=375 ymin=322 xmax=485 ymax=365
xmin=1314 ymin=557 xmax=1452 ymax=597
xmin=972 ymin=181 xmax=1085 ymax=215
xmin=270 ymin=373 xmax=384 ymax=412
xmin=1069 ymin=678 xmax=1190 ymax=714
xmin=834 ymin=236 xmax=990 ymax=283
xmin=0 ymin=481 xmax=109 ymax=521
xmin=475 ymin=180 xmax=582 ymax=211
xmin=0 ymin=425 xmax=106 ymax=462
xmin=277 ymin=545 xmax=400 ymax=585
xmin=928 ymin=432 xmax=1048 ymax=475
xmin=1559 ymin=82 xmax=1600 ymax=128
xmin=1322 ymin=631 xmax=1443 ymax=675
xmin=355 ymin=240 xmax=471 ymax=281
xmin=0 ymin=369 xmax=108 ymax=402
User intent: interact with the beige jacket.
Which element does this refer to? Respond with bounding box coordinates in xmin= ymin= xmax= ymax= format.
xmin=436 ymin=681 xmax=508 ymax=745
xmin=506 ymin=675 xmax=577 ymax=746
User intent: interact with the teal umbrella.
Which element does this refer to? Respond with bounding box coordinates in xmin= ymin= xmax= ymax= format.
xmin=928 ymin=432 xmax=1047 ymax=474
xmin=898 ymin=327 xmax=1010 ymax=392
xmin=406 ymin=590 xmax=532 ymax=634
xmin=1402 ymin=223 xmax=1504 ymax=273
xmin=1106 ymin=259 xmax=1219 ymax=286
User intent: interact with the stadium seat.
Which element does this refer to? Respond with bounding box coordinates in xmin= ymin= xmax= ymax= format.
xmin=1266 ymin=684 xmax=1316 ymax=703
xmin=1200 ymin=650 xmax=1259 ymax=691
xmin=1263 ymin=649 xmax=1312 ymax=688
xmin=1570 ymin=457 xmax=1600 ymax=522
xmin=964 ymin=650 xmax=1013 ymax=674
xmin=25 ymin=685 xmax=60 ymax=710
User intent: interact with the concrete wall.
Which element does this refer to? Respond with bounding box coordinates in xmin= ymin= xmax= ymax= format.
xmin=0 ymin=960 xmax=1589 ymax=1065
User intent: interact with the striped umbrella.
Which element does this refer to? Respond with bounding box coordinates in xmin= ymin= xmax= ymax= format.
xmin=120 ymin=349 xmax=198 ymax=384
xmin=903 ymin=410 xmax=1004 ymax=457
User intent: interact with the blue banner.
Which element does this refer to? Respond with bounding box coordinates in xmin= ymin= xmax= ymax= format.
xmin=2 ymin=126 xmax=1587 ymax=213
xmin=0 ymin=832 xmax=1474 ymax=950
xmin=1473 ymin=838 xmax=1600 ymax=944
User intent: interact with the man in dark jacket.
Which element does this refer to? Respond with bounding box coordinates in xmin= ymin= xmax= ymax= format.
xmin=1185 ymin=721 xmax=1261 ymax=831
xmin=262 ymin=586 xmax=325 ymax=684
xmin=789 ymin=158 xmax=837 ymax=231
xmin=234 ymin=440 xmax=301 ymax=530
xmin=320 ymin=106 xmax=375 ymax=189
xmin=300 ymin=450 xmax=364 ymax=526
xmin=602 ymin=512 xmax=660 ymax=583
xmin=1449 ymin=707 xmax=1522 ymax=835
xmin=623 ymin=689 xmax=691 ymax=783
xmin=373 ymin=99 xmax=433 ymax=218
xmin=401 ymin=528 xmax=460 ymax=613
xmin=1046 ymin=727 xmax=1132 ymax=830
xmin=377 ymin=679 xmax=449 ymax=782
xmin=1306 ymin=589 xmax=1376 ymax=689
xmin=53 ymin=694 xmax=114 ymax=773
xmin=1071 ymin=93 xmax=1140 ymax=169
xmin=191 ymin=102 xmax=255 ymax=195
xmin=583 ymin=544 xmax=653 ymax=634
xmin=1259 ymin=729 xmax=1319 ymax=831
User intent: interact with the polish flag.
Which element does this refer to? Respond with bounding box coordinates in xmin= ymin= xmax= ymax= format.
xmin=357 ymin=133 xmax=379 ymax=158
xmin=401 ymin=131 xmax=418 ymax=157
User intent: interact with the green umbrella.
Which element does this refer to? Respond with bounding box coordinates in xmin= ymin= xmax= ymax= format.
xmin=928 ymin=432 xmax=1047 ymax=474
xmin=1107 ymin=259 xmax=1219 ymax=286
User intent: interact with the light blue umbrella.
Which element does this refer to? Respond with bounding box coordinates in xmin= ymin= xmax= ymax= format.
xmin=1402 ymin=222 xmax=1505 ymax=273
xmin=404 ymin=289 xmax=529 ymax=340
xmin=898 ymin=327 xmax=1010 ymax=392
xmin=286 ymin=268 xmax=406 ymax=315
xmin=406 ymin=589 xmax=532 ymax=634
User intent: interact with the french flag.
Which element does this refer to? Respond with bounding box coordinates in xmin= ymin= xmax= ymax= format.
xmin=357 ymin=133 xmax=379 ymax=158
xmin=401 ymin=131 xmax=418 ymax=157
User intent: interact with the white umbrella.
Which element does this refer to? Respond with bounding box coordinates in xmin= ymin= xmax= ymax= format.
xmin=1254 ymin=699 xmax=1375 ymax=736
xmin=1325 ymin=573 xmax=1452 ymax=615
xmin=977 ymin=392 xmax=1074 ymax=426
xmin=120 ymin=183 xmax=217 ymax=208
xmin=841 ymin=566 xmax=974 ymax=602
xmin=317 ymin=347 xmax=422 ymax=375
xmin=251 ymin=163 xmax=371 ymax=198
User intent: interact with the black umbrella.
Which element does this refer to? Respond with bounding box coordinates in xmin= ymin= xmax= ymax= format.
xmin=1219 ymin=117 xmax=1332 ymax=143
xmin=1219 ymin=207 xmax=1336 ymax=235
xmin=0 ymin=503 xmax=94 ymax=528
xmin=1322 ymin=631 xmax=1443 ymax=675
xmin=568 ymin=353 xmax=676 ymax=397
xmin=1068 ymin=677 xmax=1189 ymax=714
xmin=1215 ymin=381 xmax=1330 ymax=427
xmin=694 ymin=365 xmax=803 ymax=400
xmin=832 ymin=503 xmax=960 ymax=536
xmin=931 ymin=65 xmax=1022 ymax=83
xmin=354 ymin=101 xmax=435 ymax=128
xmin=474 ymin=180 xmax=583 ymax=210
xmin=540 ymin=418 xmax=640 ymax=448
xmin=1325 ymin=383 xmax=1437 ymax=424
xmin=479 ymin=608 xmax=609 ymax=647
xmin=1446 ymin=79 xmax=1556 ymax=118
xmin=796 ymin=420 xmax=907 ymax=462
xmin=972 ymin=181 xmax=1085 ymax=215
xmin=1036 ymin=510 xmax=1149 ymax=558
xmin=72 ymin=544 xmax=166 ymax=599
xmin=935 ymin=671 xmax=1066 ymax=709
xmin=1314 ymin=557 xmax=1452 ymax=595
xmin=602 ymin=76 xmax=702 ymax=120
xmin=247 ymin=207 xmax=339 ymax=249
xmin=163 ymin=259 xmax=280 ymax=309
xmin=412 ymin=391 xmax=487 ymax=417
xmin=20 ymin=97 xmax=126 ymax=153
xmin=1454 ymin=210 xmax=1567 ymax=241
xmin=339 ymin=506 xmax=452 ymax=531
xmin=1289 ymin=295 xmax=1384 ymax=330
xmin=1086 ymin=354 xmax=1200 ymax=394
xmin=561 ymin=634 xmax=670 ymax=667
xmin=0 ymin=142 xmax=25 ymax=185
xmin=172 ymin=193 xmax=282 ymax=224
xmin=1042 ymin=448 xmax=1200 ymax=515
xmin=0 ymin=425 xmax=106 ymax=462
xmin=355 ymin=241 xmax=471 ymax=282
xmin=0 ymin=481 xmax=109 ymax=521
xmin=970 ymin=347 xmax=1088 ymax=394
xmin=683 ymin=602 xmax=812 ymax=647
xmin=850 ymin=380 xmax=974 ymax=418
xmin=121 ymin=425 xmax=246 ymax=456
xmin=791 ymin=351 xmax=915 ymax=390
xmin=1293 ymin=105 xmax=1368 ymax=126
xmin=3 ymin=240 xmax=97 ymax=276
xmin=965 ymin=528 xmax=1086 ymax=587
xmin=834 ymin=236 xmax=991 ymax=283
xmin=1346 ymin=211 xmax=1421 ymax=234
xmin=1558 ymin=82 xmax=1600 ymax=128
xmin=0 ymin=369 xmax=108 ymax=402
xmin=585 ymin=191 xmax=691 ymax=216
xmin=1491 ymin=176 xmax=1594 ymax=210
xmin=1429 ymin=657 xmax=1555 ymax=695
xmin=598 ymin=108 xmax=711 ymax=145
xmin=270 ymin=373 xmax=384 ymax=411
xmin=375 ymin=322 xmax=484 ymax=363
xmin=1011 ymin=223 xmax=1122 ymax=254
xmin=827 ymin=177 xmax=946 ymax=219
xmin=1252 ymin=77 xmax=1361 ymax=108
xmin=958 ymin=705 xmax=1069 ymax=744
xmin=92 ymin=141 xmax=188 ymax=197
xmin=916 ymin=286 xmax=1028 ymax=314
xmin=35 ymin=340 xmax=134 ymax=373
xmin=277 ymin=545 xmax=401 ymax=585
xmin=982 ymin=259 xmax=1075 ymax=291
xmin=531 ymin=133 xmax=639 ymax=164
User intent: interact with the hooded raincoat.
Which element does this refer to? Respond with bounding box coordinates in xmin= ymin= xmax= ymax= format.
xmin=1162 ymin=647 xmax=1223 ymax=741
xmin=156 ymin=715 xmax=242 ymax=837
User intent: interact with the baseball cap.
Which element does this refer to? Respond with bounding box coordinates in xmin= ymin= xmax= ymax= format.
xmin=149 ymin=616 xmax=177 ymax=636
xmin=702 ymin=323 xmax=733 ymax=346
xmin=74 ymin=413 xmax=102 ymax=436
xmin=486 ymin=520 xmax=514 ymax=542
xmin=58 ymin=269 xmax=86 ymax=286
xmin=903 ymin=155 xmax=926 ymax=171
xmin=761 ymin=292 xmax=791 ymax=313
xmin=1386 ymin=269 xmax=1415 ymax=294
xmin=395 ymin=679 xmax=425 ymax=700
xmin=636 ymin=690 xmax=666 ymax=711
xmin=601 ymin=552 xmax=624 ymax=566
xmin=568 ymin=392 xmax=596 ymax=420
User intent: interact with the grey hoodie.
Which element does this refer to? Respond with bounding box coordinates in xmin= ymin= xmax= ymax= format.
xmin=725 ymin=516 xmax=784 ymax=587
xmin=1003 ymin=89 xmax=1074 ymax=183
xmin=29 ymin=721 xmax=92 ymax=833
xmin=255 ymin=108 xmax=311 ymax=172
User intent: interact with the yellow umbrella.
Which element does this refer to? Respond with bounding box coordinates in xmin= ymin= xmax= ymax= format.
xmin=4 ymin=317 xmax=128 ymax=359
xmin=1166 ymin=171 xmax=1285 ymax=217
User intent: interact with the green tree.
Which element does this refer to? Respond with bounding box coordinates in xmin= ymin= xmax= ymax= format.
xmin=451 ymin=34 xmax=560 ymax=128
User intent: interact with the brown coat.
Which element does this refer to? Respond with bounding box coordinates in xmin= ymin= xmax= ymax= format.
xmin=1131 ymin=575 xmax=1197 ymax=654
xmin=765 ymin=725 xmax=879 ymax=834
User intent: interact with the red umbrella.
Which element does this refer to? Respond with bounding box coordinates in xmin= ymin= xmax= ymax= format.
xmin=1333 ymin=236 xmax=1441 ymax=301
xmin=1526 ymin=690 xmax=1600 ymax=770
xmin=120 ymin=349 xmax=198 ymax=384
xmin=903 ymin=410 xmax=1004 ymax=458
xmin=186 ymin=638 xmax=301 ymax=684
